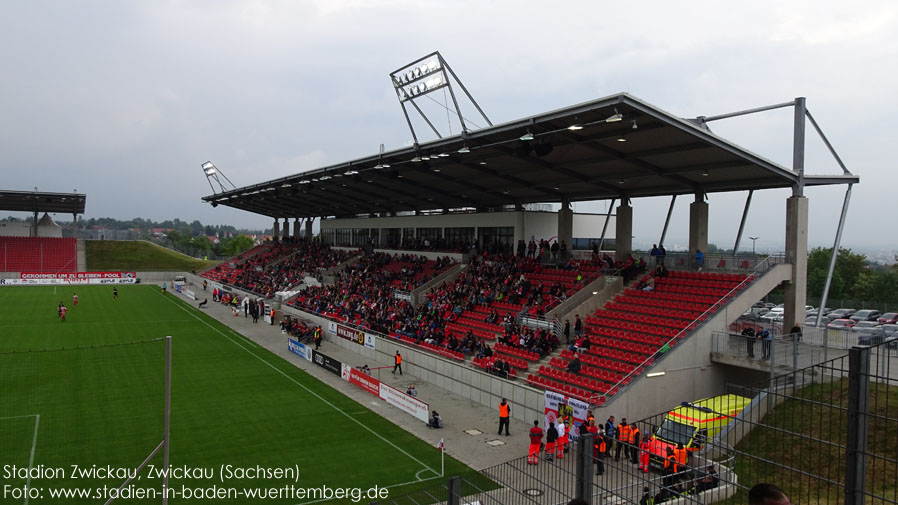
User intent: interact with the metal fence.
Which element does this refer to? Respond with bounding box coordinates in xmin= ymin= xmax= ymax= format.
xmin=379 ymin=341 xmax=898 ymax=505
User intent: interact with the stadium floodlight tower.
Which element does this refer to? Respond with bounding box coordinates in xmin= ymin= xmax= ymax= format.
xmin=201 ymin=161 xmax=237 ymax=199
xmin=390 ymin=51 xmax=492 ymax=144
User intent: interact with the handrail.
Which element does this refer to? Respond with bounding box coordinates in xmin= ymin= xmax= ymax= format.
xmin=590 ymin=255 xmax=784 ymax=405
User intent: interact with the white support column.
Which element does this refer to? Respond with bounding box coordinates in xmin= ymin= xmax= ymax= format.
xmin=689 ymin=193 xmax=709 ymax=255
xmin=784 ymin=196 xmax=809 ymax=328
xmin=614 ymin=201 xmax=632 ymax=260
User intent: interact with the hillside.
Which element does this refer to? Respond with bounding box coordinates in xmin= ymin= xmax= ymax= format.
xmin=86 ymin=240 xmax=220 ymax=272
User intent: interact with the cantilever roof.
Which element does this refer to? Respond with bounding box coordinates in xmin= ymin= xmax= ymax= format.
xmin=203 ymin=93 xmax=858 ymax=218
xmin=0 ymin=190 xmax=86 ymax=214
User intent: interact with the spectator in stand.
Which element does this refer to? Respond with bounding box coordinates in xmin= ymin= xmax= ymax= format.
xmin=566 ymin=354 xmax=582 ymax=374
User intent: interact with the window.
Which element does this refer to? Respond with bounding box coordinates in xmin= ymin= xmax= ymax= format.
xmin=444 ymin=227 xmax=474 ymax=250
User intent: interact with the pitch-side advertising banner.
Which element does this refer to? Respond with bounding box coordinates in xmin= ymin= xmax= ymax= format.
xmin=379 ymin=383 xmax=429 ymax=423
xmin=328 ymin=322 xmax=376 ymax=350
xmin=311 ymin=350 xmax=341 ymax=376
xmin=340 ymin=365 xmax=381 ymax=396
xmin=544 ymin=390 xmax=589 ymax=441
xmin=287 ymin=338 xmax=313 ymax=361
xmin=2 ymin=272 xmax=138 ymax=286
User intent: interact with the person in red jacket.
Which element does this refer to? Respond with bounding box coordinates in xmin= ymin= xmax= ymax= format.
xmin=638 ymin=435 xmax=652 ymax=472
xmin=528 ymin=420 xmax=544 ymax=465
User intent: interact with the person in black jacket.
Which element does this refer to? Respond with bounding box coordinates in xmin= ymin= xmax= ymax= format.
xmin=545 ymin=421 xmax=559 ymax=461
xmin=566 ymin=354 xmax=582 ymax=374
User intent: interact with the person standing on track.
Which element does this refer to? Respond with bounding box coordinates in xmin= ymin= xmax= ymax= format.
xmin=527 ymin=420 xmax=544 ymax=465
xmin=498 ymin=398 xmax=511 ymax=436
xmin=392 ymin=351 xmax=403 ymax=375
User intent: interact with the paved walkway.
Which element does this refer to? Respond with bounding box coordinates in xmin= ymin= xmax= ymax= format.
xmin=176 ymin=286 xmax=532 ymax=471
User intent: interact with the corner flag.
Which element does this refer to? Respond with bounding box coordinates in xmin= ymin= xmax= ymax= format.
xmin=437 ymin=438 xmax=444 ymax=451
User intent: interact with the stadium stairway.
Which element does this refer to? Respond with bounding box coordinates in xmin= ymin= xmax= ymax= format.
xmin=76 ymin=239 xmax=86 ymax=270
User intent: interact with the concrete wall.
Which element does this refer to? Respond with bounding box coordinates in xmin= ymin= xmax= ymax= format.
xmin=0 ymin=221 xmax=32 ymax=237
xmin=547 ymin=275 xmax=623 ymax=322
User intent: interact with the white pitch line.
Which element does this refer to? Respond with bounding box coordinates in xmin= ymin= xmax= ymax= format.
xmin=156 ymin=292 xmax=438 ymax=477
xmin=0 ymin=414 xmax=40 ymax=421
xmin=24 ymin=414 xmax=40 ymax=505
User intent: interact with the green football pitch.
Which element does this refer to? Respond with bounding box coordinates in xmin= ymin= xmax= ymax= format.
xmin=0 ymin=285 xmax=471 ymax=504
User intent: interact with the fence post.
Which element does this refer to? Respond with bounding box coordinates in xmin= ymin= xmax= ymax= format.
xmin=447 ymin=476 xmax=461 ymax=505
xmin=576 ymin=434 xmax=595 ymax=504
xmin=845 ymin=347 xmax=870 ymax=505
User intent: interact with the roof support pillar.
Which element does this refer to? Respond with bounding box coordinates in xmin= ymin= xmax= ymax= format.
xmin=281 ymin=219 xmax=290 ymax=240
xmin=598 ymin=198 xmax=616 ymax=253
xmin=784 ymin=195 xmax=809 ymax=328
xmin=732 ymin=190 xmax=754 ymax=255
xmin=793 ymin=97 xmax=807 ymax=197
xmin=294 ymin=218 xmax=301 ymax=240
xmin=272 ymin=218 xmax=280 ymax=242
xmin=659 ymin=195 xmax=676 ymax=248
xmin=305 ymin=218 xmax=313 ymax=240
xmin=689 ymin=192 xmax=709 ymax=256
xmin=514 ymin=210 xmax=525 ymax=254
xmin=816 ymin=185 xmax=852 ymax=328
xmin=615 ymin=200 xmax=632 ymax=261
xmin=557 ymin=198 xmax=573 ymax=259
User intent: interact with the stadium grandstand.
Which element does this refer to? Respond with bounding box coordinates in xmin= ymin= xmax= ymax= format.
xmin=0 ymin=189 xmax=86 ymax=273
xmin=202 ymin=88 xmax=858 ymax=410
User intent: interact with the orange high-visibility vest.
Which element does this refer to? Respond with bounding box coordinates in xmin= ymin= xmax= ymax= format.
xmin=618 ymin=424 xmax=631 ymax=442
xmin=396 ymin=354 xmax=402 ymax=364
xmin=499 ymin=404 xmax=509 ymax=418
xmin=629 ymin=427 xmax=640 ymax=444
xmin=664 ymin=455 xmax=678 ymax=473
xmin=674 ymin=447 xmax=688 ymax=466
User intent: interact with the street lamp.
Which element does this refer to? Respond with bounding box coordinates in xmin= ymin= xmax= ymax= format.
xmin=748 ymin=236 xmax=759 ymax=256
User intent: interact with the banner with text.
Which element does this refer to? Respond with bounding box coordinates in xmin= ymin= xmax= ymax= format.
xmin=311 ymin=350 xmax=341 ymax=376
xmin=340 ymin=365 xmax=381 ymax=396
xmin=379 ymin=383 xmax=429 ymax=423
xmin=288 ymin=338 xmax=313 ymax=361
xmin=544 ymin=390 xmax=589 ymax=442
xmin=328 ymin=322 xmax=376 ymax=350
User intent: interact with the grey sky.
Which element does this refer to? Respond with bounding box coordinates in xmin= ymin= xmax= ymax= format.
xmin=1 ymin=1 xmax=895 ymax=251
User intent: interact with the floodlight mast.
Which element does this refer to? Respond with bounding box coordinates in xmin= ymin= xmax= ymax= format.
xmin=201 ymin=161 xmax=237 ymax=195
xmin=389 ymin=51 xmax=492 ymax=144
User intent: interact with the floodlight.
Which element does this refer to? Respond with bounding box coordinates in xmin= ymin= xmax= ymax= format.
xmin=419 ymin=64 xmax=428 ymax=74
xmin=319 ymin=175 xmax=331 ymax=180
xmin=381 ymin=163 xmax=391 ymax=168
xmin=418 ymin=83 xmax=426 ymax=93
xmin=414 ymin=68 xmax=421 ymax=77
xmin=406 ymin=71 xmax=413 ymax=81
xmin=631 ymin=120 xmax=638 ymax=129
xmin=345 ymin=170 xmax=359 ymax=176
xmin=567 ymin=124 xmax=583 ymax=131
xmin=201 ymin=161 xmax=216 ymax=175
xmin=616 ymin=136 xmax=627 ymax=142
xmin=433 ymin=76 xmax=442 ymax=86
xmin=519 ymin=131 xmax=534 ymax=141
xmin=438 ymin=153 xmax=449 ymax=158
xmin=411 ymin=156 xmax=422 ymax=162
xmin=427 ymin=61 xmax=437 ymax=71
xmin=298 ymin=180 xmax=311 ymax=184
xmin=421 ymin=155 xmax=431 ymax=160
xmin=605 ymin=108 xmax=623 ymax=122
xmin=457 ymin=146 xmax=470 ymax=153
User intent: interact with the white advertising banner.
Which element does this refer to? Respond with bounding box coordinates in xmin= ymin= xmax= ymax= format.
xmin=544 ymin=390 xmax=589 ymax=441
xmin=379 ymin=383 xmax=429 ymax=423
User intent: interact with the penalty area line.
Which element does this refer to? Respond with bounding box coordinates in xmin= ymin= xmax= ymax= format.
xmin=155 ymin=292 xmax=439 ymax=478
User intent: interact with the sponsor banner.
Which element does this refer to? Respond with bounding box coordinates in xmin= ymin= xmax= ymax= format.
xmin=341 ymin=366 xmax=381 ymax=396
xmin=184 ymin=289 xmax=197 ymax=301
xmin=287 ymin=338 xmax=313 ymax=361
xmin=1 ymin=277 xmax=137 ymax=286
xmin=392 ymin=289 xmax=412 ymax=302
xmin=20 ymin=272 xmax=136 ymax=280
xmin=379 ymin=383 xmax=429 ymax=423
xmin=544 ymin=390 xmax=589 ymax=442
xmin=330 ymin=322 xmax=376 ymax=350
xmin=311 ymin=350 xmax=341 ymax=376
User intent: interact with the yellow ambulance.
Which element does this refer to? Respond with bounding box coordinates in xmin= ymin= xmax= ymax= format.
xmin=647 ymin=394 xmax=751 ymax=465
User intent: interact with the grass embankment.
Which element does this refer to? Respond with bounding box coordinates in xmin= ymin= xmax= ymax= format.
xmin=86 ymin=240 xmax=220 ymax=271
xmin=724 ymin=378 xmax=897 ymax=504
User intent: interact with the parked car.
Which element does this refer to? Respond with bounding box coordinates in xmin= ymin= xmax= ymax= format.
xmin=828 ymin=308 xmax=857 ymax=319
xmin=805 ymin=315 xmax=832 ymax=326
xmin=857 ymin=327 xmax=887 ymax=346
xmin=882 ymin=324 xmax=898 ymax=341
xmin=851 ymin=310 xmax=882 ymax=322
xmin=760 ymin=312 xmax=785 ymax=323
xmin=877 ymin=312 xmax=898 ymax=324
xmin=807 ymin=307 xmax=833 ymax=318
xmin=827 ymin=318 xmax=857 ymax=330
xmin=852 ymin=321 xmax=881 ymax=330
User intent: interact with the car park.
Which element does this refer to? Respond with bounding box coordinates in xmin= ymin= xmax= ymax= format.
xmin=760 ymin=312 xmax=785 ymax=323
xmin=857 ymin=327 xmax=888 ymax=346
xmin=877 ymin=313 xmax=898 ymax=324
xmin=851 ymin=310 xmax=882 ymax=322
xmin=805 ymin=315 xmax=831 ymax=326
xmin=852 ymin=321 xmax=881 ymax=330
xmin=827 ymin=318 xmax=857 ymax=330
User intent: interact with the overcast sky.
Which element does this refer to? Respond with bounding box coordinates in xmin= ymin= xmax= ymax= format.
xmin=1 ymin=1 xmax=895 ymax=251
